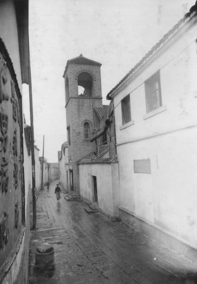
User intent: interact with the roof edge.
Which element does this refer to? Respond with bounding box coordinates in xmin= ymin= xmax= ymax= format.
xmin=106 ymin=12 xmax=197 ymax=100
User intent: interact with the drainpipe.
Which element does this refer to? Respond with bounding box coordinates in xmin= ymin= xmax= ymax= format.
xmin=90 ymin=119 xmax=111 ymax=142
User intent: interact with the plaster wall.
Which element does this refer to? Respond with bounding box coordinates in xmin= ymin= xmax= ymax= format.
xmin=79 ymin=163 xmax=119 ymax=217
xmin=34 ymin=148 xmax=41 ymax=190
xmin=44 ymin=163 xmax=49 ymax=185
xmin=49 ymin=163 xmax=60 ymax=182
xmin=23 ymin=132 xmax=32 ymax=211
xmin=0 ymin=0 xmax=22 ymax=89
xmin=114 ymin=19 xmax=197 ymax=248
xmin=115 ymin=20 xmax=197 ymax=144
xmin=59 ymin=147 xmax=69 ymax=191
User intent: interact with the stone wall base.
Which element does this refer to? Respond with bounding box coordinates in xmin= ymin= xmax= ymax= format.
xmin=119 ymin=207 xmax=197 ymax=262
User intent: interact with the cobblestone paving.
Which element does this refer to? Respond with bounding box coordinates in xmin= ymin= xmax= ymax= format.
xmin=29 ymin=181 xmax=197 ymax=284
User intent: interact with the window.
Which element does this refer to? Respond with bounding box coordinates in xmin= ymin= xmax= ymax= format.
xmin=84 ymin=122 xmax=90 ymax=139
xmin=66 ymin=77 xmax=69 ymax=102
xmin=121 ymin=94 xmax=131 ymax=125
xmin=145 ymin=71 xmax=162 ymax=113
xmin=67 ymin=126 xmax=71 ymax=145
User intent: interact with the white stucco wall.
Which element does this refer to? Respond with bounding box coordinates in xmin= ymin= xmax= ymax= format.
xmin=59 ymin=147 xmax=69 ymax=191
xmin=79 ymin=163 xmax=119 ymax=217
xmin=34 ymin=147 xmax=41 ymax=190
xmin=114 ymin=18 xmax=197 ymax=247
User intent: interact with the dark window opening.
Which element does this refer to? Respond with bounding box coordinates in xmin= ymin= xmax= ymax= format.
xmin=145 ymin=71 xmax=162 ymax=113
xmin=67 ymin=126 xmax=71 ymax=145
xmin=78 ymin=72 xmax=93 ymax=97
xmin=92 ymin=176 xmax=98 ymax=203
xmin=66 ymin=77 xmax=69 ymax=101
xmin=69 ymin=170 xmax=73 ymax=191
xmin=121 ymin=94 xmax=131 ymax=125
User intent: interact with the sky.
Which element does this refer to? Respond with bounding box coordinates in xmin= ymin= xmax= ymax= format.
xmin=22 ymin=0 xmax=195 ymax=162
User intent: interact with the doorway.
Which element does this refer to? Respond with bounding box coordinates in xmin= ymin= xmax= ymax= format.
xmin=92 ymin=176 xmax=98 ymax=203
xmin=66 ymin=170 xmax=69 ymax=190
xmin=69 ymin=170 xmax=73 ymax=191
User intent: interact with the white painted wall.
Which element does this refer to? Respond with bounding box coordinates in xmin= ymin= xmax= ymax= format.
xmin=114 ymin=17 xmax=197 ymax=247
xmin=59 ymin=144 xmax=69 ymax=191
xmin=79 ymin=163 xmax=119 ymax=217
xmin=34 ymin=147 xmax=41 ymax=190
xmin=23 ymin=130 xmax=32 ymax=213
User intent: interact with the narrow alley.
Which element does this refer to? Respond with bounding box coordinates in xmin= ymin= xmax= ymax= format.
xmin=29 ymin=181 xmax=197 ymax=284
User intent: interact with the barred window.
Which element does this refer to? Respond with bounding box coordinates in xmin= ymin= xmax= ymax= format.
xmin=121 ymin=94 xmax=131 ymax=125
xmin=145 ymin=71 xmax=162 ymax=113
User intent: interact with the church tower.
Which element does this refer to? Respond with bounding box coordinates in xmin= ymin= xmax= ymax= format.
xmin=63 ymin=54 xmax=102 ymax=192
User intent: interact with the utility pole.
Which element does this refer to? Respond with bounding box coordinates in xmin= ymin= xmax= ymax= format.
xmin=41 ymin=135 xmax=45 ymax=190
xmin=29 ymin=64 xmax=36 ymax=230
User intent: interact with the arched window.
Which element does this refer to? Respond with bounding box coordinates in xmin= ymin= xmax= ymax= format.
xmin=84 ymin=122 xmax=90 ymax=139
xmin=78 ymin=72 xmax=93 ymax=97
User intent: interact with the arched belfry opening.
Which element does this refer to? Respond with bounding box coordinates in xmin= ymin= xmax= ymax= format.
xmin=78 ymin=72 xmax=93 ymax=97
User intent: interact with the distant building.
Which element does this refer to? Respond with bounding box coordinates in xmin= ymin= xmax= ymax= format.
xmin=58 ymin=142 xmax=69 ymax=191
xmin=107 ymin=11 xmax=197 ymax=255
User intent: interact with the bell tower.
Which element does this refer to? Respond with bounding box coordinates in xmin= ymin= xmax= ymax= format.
xmin=63 ymin=54 xmax=102 ymax=193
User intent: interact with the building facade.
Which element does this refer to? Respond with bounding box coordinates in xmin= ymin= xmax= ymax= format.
xmin=58 ymin=142 xmax=69 ymax=191
xmin=107 ymin=11 xmax=197 ymax=254
xmin=0 ymin=0 xmax=30 ymax=283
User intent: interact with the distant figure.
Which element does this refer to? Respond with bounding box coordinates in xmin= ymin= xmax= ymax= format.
xmin=55 ymin=184 xmax=61 ymax=201
xmin=47 ymin=181 xmax=50 ymax=191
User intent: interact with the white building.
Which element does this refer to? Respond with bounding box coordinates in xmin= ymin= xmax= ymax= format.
xmin=107 ymin=11 xmax=197 ymax=255
xmin=58 ymin=142 xmax=69 ymax=191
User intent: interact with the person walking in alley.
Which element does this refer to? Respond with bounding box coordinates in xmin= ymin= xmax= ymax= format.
xmin=47 ymin=181 xmax=50 ymax=191
xmin=55 ymin=183 xmax=61 ymax=201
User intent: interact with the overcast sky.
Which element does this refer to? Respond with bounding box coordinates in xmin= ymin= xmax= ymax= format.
xmin=23 ymin=0 xmax=195 ymax=162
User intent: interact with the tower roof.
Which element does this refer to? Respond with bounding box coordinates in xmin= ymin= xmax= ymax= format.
xmin=63 ymin=54 xmax=102 ymax=77
xmin=94 ymin=105 xmax=109 ymax=120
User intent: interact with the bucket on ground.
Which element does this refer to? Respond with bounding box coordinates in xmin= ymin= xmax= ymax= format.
xmin=35 ymin=243 xmax=54 ymax=265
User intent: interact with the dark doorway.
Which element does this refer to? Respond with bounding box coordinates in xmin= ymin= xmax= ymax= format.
xmin=92 ymin=176 xmax=98 ymax=203
xmin=69 ymin=170 xmax=73 ymax=191
xmin=66 ymin=170 xmax=69 ymax=190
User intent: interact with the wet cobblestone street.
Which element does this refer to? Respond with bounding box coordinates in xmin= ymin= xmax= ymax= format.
xmin=29 ymin=181 xmax=197 ymax=284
